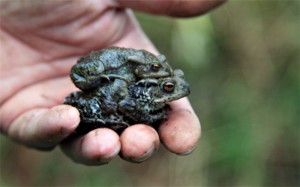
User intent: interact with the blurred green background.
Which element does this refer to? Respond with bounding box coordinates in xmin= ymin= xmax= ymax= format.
xmin=1 ymin=1 xmax=299 ymax=186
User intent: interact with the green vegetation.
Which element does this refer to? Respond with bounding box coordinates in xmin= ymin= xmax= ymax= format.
xmin=1 ymin=1 xmax=299 ymax=186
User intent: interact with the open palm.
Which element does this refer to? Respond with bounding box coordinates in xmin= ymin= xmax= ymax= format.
xmin=0 ymin=0 xmax=224 ymax=165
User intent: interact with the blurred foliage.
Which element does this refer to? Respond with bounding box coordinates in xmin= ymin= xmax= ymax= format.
xmin=0 ymin=1 xmax=299 ymax=186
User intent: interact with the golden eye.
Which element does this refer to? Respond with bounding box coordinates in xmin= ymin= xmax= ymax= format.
xmin=151 ymin=64 xmax=160 ymax=71
xmin=163 ymin=82 xmax=175 ymax=92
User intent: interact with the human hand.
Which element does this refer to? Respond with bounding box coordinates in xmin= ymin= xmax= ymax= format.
xmin=0 ymin=0 xmax=225 ymax=165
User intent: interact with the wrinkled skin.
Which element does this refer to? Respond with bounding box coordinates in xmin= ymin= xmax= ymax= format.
xmin=64 ymin=69 xmax=189 ymax=133
xmin=71 ymin=47 xmax=172 ymax=91
xmin=64 ymin=86 xmax=128 ymax=134
xmin=0 ymin=0 xmax=225 ymax=165
xmin=119 ymin=69 xmax=190 ymax=124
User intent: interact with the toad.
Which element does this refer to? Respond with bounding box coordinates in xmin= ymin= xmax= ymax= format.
xmin=70 ymin=47 xmax=173 ymax=91
xmin=64 ymin=69 xmax=190 ymax=133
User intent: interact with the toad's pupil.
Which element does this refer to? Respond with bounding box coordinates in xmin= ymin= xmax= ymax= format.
xmin=151 ymin=64 xmax=160 ymax=71
xmin=163 ymin=82 xmax=175 ymax=92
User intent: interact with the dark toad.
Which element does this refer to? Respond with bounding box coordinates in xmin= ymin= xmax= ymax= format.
xmin=64 ymin=69 xmax=190 ymax=133
xmin=118 ymin=69 xmax=190 ymax=124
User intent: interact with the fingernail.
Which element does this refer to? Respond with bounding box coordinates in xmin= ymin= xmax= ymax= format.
xmin=130 ymin=144 xmax=159 ymax=163
xmin=97 ymin=142 xmax=121 ymax=164
xmin=177 ymin=147 xmax=196 ymax=156
xmin=96 ymin=159 xmax=109 ymax=165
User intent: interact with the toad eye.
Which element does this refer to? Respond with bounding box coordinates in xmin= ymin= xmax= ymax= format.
xmin=163 ymin=81 xmax=175 ymax=92
xmin=151 ymin=64 xmax=161 ymax=72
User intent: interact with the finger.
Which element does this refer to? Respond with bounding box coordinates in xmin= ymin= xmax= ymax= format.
xmin=158 ymin=97 xmax=201 ymax=155
xmin=0 ymin=76 xmax=78 ymax=133
xmin=120 ymin=124 xmax=160 ymax=163
xmin=118 ymin=0 xmax=226 ymax=17
xmin=60 ymin=128 xmax=120 ymax=165
xmin=7 ymin=105 xmax=80 ymax=150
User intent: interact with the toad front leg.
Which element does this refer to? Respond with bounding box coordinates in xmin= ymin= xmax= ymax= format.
xmin=71 ymin=73 xmax=105 ymax=90
xmin=140 ymin=111 xmax=168 ymax=124
xmin=82 ymin=117 xmax=129 ymax=127
xmin=71 ymin=72 xmax=132 ymax=90
xmin=82 ymin=117 xmax=106 ymax=125
xmin=136 ymin=78 xmax=159 ymax=86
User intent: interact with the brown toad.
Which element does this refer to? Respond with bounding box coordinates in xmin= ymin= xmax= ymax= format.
xmin=70 ymin=47 xmax=173 ymax=91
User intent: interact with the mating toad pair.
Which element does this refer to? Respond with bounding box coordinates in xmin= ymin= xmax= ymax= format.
xmin=64 ymin=47 xmax=190 ymax=133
